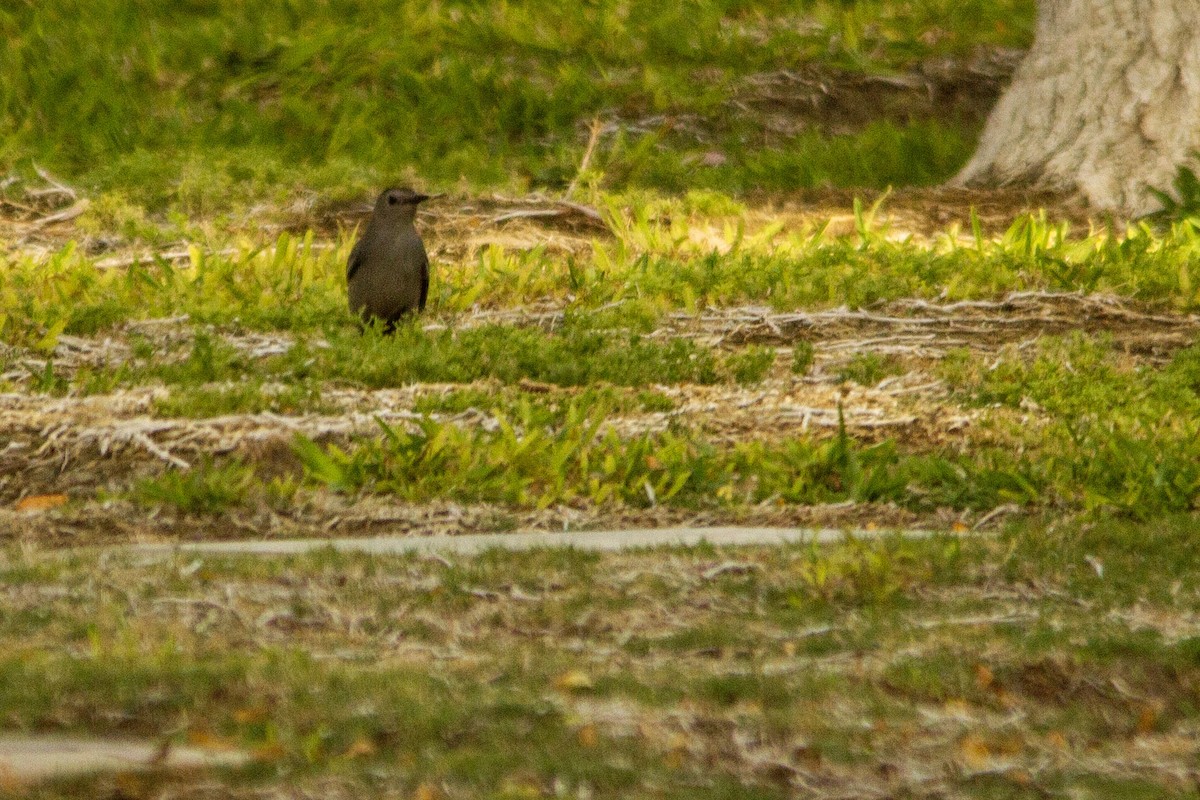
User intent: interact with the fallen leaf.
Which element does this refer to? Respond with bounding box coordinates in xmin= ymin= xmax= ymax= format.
xmin=499 ymin=775 xmax=542 ymax=798
xmin=975 ymin=664 xmax=994 ymax=689
xmin=554 ymin=670 xmax=593 ymax=691
xmin=994 ymin=686 xmax=1019 ymax=709
xmin=1046 ymin=730 xmax=1068 ymax=751
xmin=1007 ymin=768 xmax=1033 ymax=787
xmin=958 ymin=734 xmax=991 ymax=768
xmin=577 ymin=724 xmax=599 ymax=748
xmin=0 ymin=763 xmax=25 ymax=793
xmin=187 ymin=730 xmax=236 ymax=751
xmin=233 ymin=705 xmax=269 ymax=724
xmin=793 ymin=744 xmax=822 ymax=769
xmin=252 ymin=742 xmax=287 ymax=762
xmin=14 ymin=493 xmax=68 ymax=512
xmin=343 ymin=735 xmax=376 ymax=758
xmin=943 ymin=698 xmax=972 ymax=718
xmin=996 ymin=734 xmax=1025 ymax=755
xmin=413 ymin=782 xmax=442 ymax=800
xmin=113 ymin=772 xmax=146 ymax=799
xmin=1136 ymin=705 xmax=1160 ymax=734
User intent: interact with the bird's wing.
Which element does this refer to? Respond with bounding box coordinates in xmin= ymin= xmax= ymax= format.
xmin=345 ymin=238 xmax=366 ymax=282
xmin=419 ymin=251 xmax=430 ymax=311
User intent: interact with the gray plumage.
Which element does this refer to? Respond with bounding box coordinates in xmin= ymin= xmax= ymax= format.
xmin=346 ymin=187 xmax=430 ymax=329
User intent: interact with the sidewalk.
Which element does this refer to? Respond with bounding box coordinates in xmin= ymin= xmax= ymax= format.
xmin=129 ymin=525 xmax=938 ymax=558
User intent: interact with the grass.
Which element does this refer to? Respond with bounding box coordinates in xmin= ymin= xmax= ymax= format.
xmin=0 ymin=0 xmax=1034 ymax=210
xmin=2 ymin=518 xmax=1199 ymax=797
xmin=131 ymin=459 xmax=255 ymax=514
xmin=17 ymin=318 xmax=1186 ymax=521
xmin=107 ymin=331 xmax=1200 ymax=518
xmin=837 ymin=352 xmax=904 ymax=386
xmin=22 ymin=322 xmax=760 ymax=399
xmin=7 ymin=2 xmax=1200 ymax=796
xmin=284 ymin=382 xmax=1200 ymax=518
xmin=8 ymin=208 xmax=1200 ymax=524
xmin=8 ymin=211 xmax=1200 ymax=350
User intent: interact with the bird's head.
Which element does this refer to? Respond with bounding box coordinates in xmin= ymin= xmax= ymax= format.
xmin=374 ymin=187 xmax=430 ymax=221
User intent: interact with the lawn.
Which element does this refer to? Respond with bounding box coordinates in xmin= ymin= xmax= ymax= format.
xmin=4 ymin=1 xmax=1200 ymax=798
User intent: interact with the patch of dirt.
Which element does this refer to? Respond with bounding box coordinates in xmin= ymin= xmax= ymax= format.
xmin=729 ymin=48 xmax=1024 ymax=137
xmin=586 ymin=49 xmax=1022 ymax=151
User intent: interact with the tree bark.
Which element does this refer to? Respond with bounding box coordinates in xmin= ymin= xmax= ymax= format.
xmin=952 ymin=0 xmax=1200 ymax=216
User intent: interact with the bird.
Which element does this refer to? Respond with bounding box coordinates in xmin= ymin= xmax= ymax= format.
xmin=346 ymin=187 xmax=431 ymax=330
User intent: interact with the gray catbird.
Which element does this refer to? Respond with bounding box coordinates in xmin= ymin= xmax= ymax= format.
xmin=346 ymin=187 xmax=431 ymax=329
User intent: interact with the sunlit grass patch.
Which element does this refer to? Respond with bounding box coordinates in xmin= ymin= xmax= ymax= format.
xmin=7 ymin=212 xmax=1200 ymax=350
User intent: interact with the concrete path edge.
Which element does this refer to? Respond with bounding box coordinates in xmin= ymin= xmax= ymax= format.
xmin=129 ymin=526 xmax=942 ymax=558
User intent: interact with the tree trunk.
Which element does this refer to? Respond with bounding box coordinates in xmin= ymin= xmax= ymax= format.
xmin=952 ymin=0 xmax=1200 ymax=216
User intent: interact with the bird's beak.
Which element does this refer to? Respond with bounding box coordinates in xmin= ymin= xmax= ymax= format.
xmin=416 ymin=193 xmax=443 ymax=204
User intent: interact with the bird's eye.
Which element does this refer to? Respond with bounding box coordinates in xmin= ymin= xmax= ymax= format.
xmin=387 ymin=195 xmax=399 ymax=206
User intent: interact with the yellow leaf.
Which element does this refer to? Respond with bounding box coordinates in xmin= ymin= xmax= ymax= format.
xmin=943 ymin=698 xmax=971 ymax=716
xmin=113 ymin=772 xmax=145 ymax=799
xmin=974 ymin=664 xmax=994 ymax=690
xmin=958 ymin=734 xmax=991 ymax=768
xmin=1007 ymin=768 xmax=1033 ymax=787
xmin=14 ymin=493 xmax=68 ymax=512
xmin=996 ymin=734 xmax=1025 ymax=755
xmin=188 ymin=243 xmax=203 ymax=270
xmin=499 ymin=775 xmax=542 ymax=798
xmin=577 ymin=724 xmax=599 ymax=748
xmin=233 ymin=705 xmax=269 ymax=724
xmin=793 ymin=744 xmax=822 ymax=769
xmin=0 ymin=763 xmax=26 ymax=793
xmin=252 ymin=742 xmax=287 ymax=762
xmin=1046 ymin=730 xmax=1068 ymax=751
xmin=343 ymin=735 xmax=376 ymax=759
xmin=554 ymin=670 xmax=593 ymax=691
xmin=412 ymin=782 xmax=442 ymax=800
xmin=187 ymin=730 xmax=236 ymax=751
xmin=1136 ymin=704 xmax=1160 ymax=734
